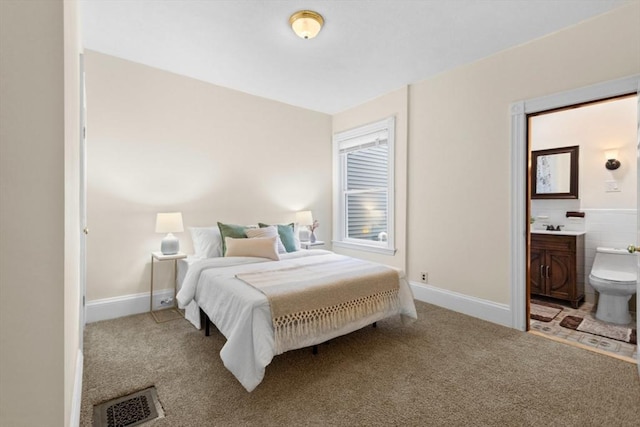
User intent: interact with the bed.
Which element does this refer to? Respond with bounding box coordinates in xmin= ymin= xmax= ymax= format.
xmin=176 ymin=225 xmax=417 ymax=392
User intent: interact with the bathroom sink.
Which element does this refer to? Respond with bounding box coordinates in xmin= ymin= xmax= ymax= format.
xmin=531 ymin=230 xmax=586 ymax=236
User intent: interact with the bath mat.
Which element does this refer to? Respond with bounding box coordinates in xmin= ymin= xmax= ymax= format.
xmin=93 ymin=386 xmax=164 ymax=427
xmin=530 ymin=300 xmax=563 ymax=322
xmin=560 ymin=315 xmax=637 ymax=345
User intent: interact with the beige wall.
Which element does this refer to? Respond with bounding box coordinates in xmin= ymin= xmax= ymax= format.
xmin=0 ymin=3 xmax=636 ymax=424
xmin=85 ymin=2 xmax=639 ymax=306
xmin=85 ymin=51 xmax=332 ymax=300
xmin=64 ymin=0 xmax=82 ymax=425
xmin=407 ymin=3 xmax=640 ymax=304
xmin=531 ymin=95 xmax=637 ymax=210
xmin=331 ymin=87 xmax=409 ymax=272
xmin=0 ymin=1 xmax=81 ymax=426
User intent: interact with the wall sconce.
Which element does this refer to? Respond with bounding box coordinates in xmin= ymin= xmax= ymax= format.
xmin=604 ymin=150 xmax=621 ymax=170
xmin=155 ymin=212 xmax=183 ymax=255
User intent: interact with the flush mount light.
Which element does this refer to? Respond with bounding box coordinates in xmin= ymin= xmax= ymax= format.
xmin=289 ymin=10 xmax=324 ymax=39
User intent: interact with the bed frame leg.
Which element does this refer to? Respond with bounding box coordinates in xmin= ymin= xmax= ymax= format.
xmin=373 ymin=322 xmax=377 ymax=328
xmin=312 ymin=345 xmax=318 ymax=355
xmin=200 ymin=308 xmax=211 ymax=337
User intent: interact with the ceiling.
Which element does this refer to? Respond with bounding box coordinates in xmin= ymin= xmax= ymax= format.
xmin=81 ymin=0 xmax=630 ymax=114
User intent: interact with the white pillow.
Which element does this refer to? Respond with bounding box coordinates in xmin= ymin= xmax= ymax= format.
xmin=293 ymin=223 xmax=301 ymax=251
xmin=224 ymin=236 xmax=279 ymax=261
xmin=246 ymin=226 xmax=286 ymax=253
xmin=189 ymin=226 xmax=223 ymax=258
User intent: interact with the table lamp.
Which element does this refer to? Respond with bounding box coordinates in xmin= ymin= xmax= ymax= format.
xmin=295 ymin=210 xmax=315 ymax=242
xmin=155 ymin=212 xmax=183 ymax=255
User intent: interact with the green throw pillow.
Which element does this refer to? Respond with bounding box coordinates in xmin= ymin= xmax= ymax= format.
xmin=217 ymin=222 xmax=248 ymax=255
xmin=259 ymin=223 xmax=297 ymax=253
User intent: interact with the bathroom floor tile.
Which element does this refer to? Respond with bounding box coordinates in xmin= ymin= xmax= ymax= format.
xmin=596 ymin=339 xmax=621 ymax=352
xmin=529 ymin=299 xmax=637 ymax=362
xmin=620 ymin=348 xmax=636 ymax=358
xmin=577 ymin=335 xmax=603 ymax=348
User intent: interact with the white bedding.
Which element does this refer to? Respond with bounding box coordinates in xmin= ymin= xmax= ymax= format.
xmin=177 ymin=249 xmax=417 ymax=392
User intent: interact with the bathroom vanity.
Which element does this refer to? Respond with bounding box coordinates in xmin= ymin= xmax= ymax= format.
xmin=530 ymin=231 xmax=585 ymax=308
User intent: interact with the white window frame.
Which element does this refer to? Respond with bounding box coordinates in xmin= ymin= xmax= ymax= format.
xmin=332 ymin=117 xmax=396 ymax=255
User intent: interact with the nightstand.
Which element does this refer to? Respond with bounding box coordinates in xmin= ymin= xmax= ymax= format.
xmin=150 ymin=251 xmax=187 ymax=323
xmin=300 ymin=240 xmax=324 ymax=250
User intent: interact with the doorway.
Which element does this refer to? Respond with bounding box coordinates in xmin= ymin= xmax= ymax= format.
xmin=526 ymin=95 xmax=637 ymax=362
xmin=508 ymin=75 xmax=640 ymax=366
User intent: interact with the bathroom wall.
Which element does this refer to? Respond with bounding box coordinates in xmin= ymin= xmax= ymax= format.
xmin=530 ymin=96 xmax=637 ymax=210
xmin=530 ymin=96 xmax=638 ymax=305
xmin=582 ymin=210 xmax=636 ymax=305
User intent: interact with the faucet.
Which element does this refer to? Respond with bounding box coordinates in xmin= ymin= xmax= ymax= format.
xmin=546 ymin=225 xmax=564 ymax=231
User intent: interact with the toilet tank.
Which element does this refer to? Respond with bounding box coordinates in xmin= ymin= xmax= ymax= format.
xmin=592 ymin=247 xmax=637 ymax=279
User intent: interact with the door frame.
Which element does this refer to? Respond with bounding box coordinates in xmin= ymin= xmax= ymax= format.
xmin=636 ymin=85 xmax=639 ymax=376
xmin=79 ymin=53 xmax=87 ymax=347
xmin=509 ymin=74 xmax=640 ymax=332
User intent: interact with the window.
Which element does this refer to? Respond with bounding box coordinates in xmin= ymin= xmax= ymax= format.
xmin=333 ymin=117 xmax=395 ymax=255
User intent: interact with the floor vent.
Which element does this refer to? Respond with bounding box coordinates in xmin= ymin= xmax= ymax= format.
xmin=93 ymin=386 xmax=164 ymax=427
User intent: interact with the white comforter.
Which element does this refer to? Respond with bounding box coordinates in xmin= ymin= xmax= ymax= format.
xmin=177 ymin=249 xmax=417 ymax=392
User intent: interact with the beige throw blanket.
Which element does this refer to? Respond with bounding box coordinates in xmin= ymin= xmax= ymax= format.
xmin=236 ymin=256 xmax=400 ymax=354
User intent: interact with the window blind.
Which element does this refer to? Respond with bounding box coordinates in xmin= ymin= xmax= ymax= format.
xmin=343 ymin=143 xmax=388 ymax=241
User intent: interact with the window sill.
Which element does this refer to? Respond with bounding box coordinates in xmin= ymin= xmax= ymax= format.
xmin=332 ymin=240 xmax=397 ymax=256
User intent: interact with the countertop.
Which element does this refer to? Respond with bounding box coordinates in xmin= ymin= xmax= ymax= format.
xmin=531 ymin=230 xmax=586 ymax=236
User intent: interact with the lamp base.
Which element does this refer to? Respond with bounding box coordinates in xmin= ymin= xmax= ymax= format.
xmin=161 ymin=233 xmax=179 ymax=255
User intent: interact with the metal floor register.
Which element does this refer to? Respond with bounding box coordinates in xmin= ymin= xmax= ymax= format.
xmin=93 ymin=386 xmax=163 ymax=427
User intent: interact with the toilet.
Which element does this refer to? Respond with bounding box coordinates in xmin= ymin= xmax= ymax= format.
xmin=589 ymin=247 xmax=637 ymax=324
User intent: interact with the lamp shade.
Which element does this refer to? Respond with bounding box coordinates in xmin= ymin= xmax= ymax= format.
xmin=155 ymin=212 xmax=184 ymax=233
xmin=295 ymin=210 xmax=314 ymax=226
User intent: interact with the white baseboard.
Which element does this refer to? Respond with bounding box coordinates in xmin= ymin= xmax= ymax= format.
xmin=70 ymin=349 xmax=83 ymax=427
xmin=409 ymin=281 xmax=513 ymax=328
xmin=88 ymin=282 xmax=513 ymax=328
xmin=86 ymin=289 xmax=175 ymax=323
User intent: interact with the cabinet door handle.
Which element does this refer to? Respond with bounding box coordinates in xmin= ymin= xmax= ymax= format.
xmin=546 ymin=265 xmax=550 ymax=278
xmin=540 ymin=265 xmax=545 ymax=279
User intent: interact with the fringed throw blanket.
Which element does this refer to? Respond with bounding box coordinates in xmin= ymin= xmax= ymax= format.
xmin=236 ymin=255 xmax=400 ymax=354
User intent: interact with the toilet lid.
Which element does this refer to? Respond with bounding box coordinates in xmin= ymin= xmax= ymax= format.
xmin=591 ymin=268 xmax=637 ymax=283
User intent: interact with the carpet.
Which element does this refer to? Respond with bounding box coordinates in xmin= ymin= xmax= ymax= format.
xmin=560 ymin=315 xmax=637 ymax=345
xmin=80 ymin=302 xmax=640 ymax=426
xmin=150 ymin=307 xmax=183 ymax=323
xmin=530 ymin=300 xmax=563 ymax=322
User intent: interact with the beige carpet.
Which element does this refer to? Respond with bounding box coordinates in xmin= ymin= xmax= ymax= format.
xmin=80 ymin=302 xmax=640 ymax=426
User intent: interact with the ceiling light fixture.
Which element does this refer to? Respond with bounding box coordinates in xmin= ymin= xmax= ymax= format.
xmin=289 ymin=10 xmax=324 ymax=39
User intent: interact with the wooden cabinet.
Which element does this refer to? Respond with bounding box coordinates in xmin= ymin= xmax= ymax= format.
xmin=530 ymin=233 xmax=584 ymax=308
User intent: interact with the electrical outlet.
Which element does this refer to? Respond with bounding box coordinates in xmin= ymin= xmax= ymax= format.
xmin=420 ymin=272 xmax=428 ymax=283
